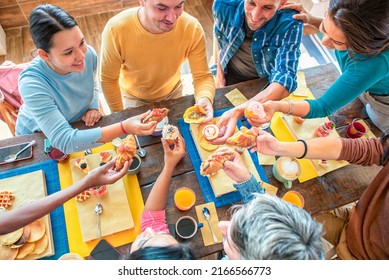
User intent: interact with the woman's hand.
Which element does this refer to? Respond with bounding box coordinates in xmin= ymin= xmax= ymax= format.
xmin=83 ymin=157 xmax=129 ymax=189
xmin=250 ymin=129 xmax=281 ymax=156
xmin=82 ymin=109 xmax=102 ymax=126
xmin=223 ymin=150 xmax=251 ymax=183
xmin=246 ymin=100 xmax=277 ymax=126
xmin=281 ymin=2 xmax=321 ymax=35
xmin=196 ymin=97 xmax=214 ymax=124
xmin=123 ymin=110 xmax=158 ymax=136
xmin=163 ymin=134 xmax=186 ymax=167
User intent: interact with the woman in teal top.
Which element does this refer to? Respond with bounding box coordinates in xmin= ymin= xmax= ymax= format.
xmin=16 ymin=4 xmax=157 ymax=154
xmin=250 ymin=0 xmax=389 ymax=134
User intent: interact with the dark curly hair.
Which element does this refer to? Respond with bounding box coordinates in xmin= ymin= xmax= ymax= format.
xmin=328 ymin=0 xmax=389 ymax=59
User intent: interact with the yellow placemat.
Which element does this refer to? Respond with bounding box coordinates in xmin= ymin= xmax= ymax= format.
xmin=70 ymin=151 xmax=134 ymax=242
xmin=225 ymin=88 xmax=247 ymax=107
xmin=195 ymin=202 xmax=223 ymax=246
xmin=270 ymin=84 xmax=349 ymax=182
xmin=58 ymin=143 xmax=144 ymax=257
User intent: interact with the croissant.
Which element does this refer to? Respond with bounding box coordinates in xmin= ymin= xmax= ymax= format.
xmin=200 ymin=147 xmax=234 ymax=177
xmin=142 ymin=108 xmax=170 ymax=124
xmin=115 ymin=134 xmax=137 ymax=170
xmin=226 ymin=126 xmax=256 ymax=148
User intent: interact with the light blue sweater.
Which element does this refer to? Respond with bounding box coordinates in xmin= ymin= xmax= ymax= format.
xmin=16 ymin=45 xmax=102 ymax=154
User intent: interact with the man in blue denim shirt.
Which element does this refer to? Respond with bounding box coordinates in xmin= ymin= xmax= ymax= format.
xmin=211 ymin=0 xmax=303 ymax=144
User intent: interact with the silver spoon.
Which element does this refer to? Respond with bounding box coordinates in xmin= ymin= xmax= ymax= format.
xmin=94 ymin=203 xmax=103 ymax=238
xmin=202 ymin=207 xmax=218 ymax=243
xmin=4 ymin=140 xmax=36 ymax=163
xmin=134 ymin=135 xmax=146 ymax=158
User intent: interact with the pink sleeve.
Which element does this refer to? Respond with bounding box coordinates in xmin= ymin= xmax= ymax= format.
xmin=141 ymin=210 xmax=169 ymax=233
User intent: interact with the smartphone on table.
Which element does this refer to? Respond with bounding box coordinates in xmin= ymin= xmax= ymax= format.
xmin=0 ymin=142 xmax=33 ymax=165
xmin=90 ymin=239 xmax=123 ymax=260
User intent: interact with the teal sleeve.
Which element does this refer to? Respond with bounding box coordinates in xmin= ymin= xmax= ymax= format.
xmin=305 ymin=52 xmax=389 ymax=118
xmin=233 ymin=174 xmax=265 ymax=204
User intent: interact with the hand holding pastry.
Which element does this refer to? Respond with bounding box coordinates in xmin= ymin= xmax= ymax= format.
xmin=226 ymin=126 xmax=257 ymax=148
xmin=115 ymin=134 xmax=136 ymax=170
xmin=200 ymin=147 xmax=234 ymax=177
xmin=222 ymin=150 xmax=251 ymax=183
xmin=210 ymin=108 xmax=243 ymax=145
xmin=183 ymin=105 xmax=207 ymax=123
xmin=142 ymin=108 xmax=170 ymax=124
xmin=122 ymin=112 xmax=157 ymax=136
xmin=195 ymin=97 xmax=214 ymax=123
xmin=162 ymin=124 xmax=180 ymax=145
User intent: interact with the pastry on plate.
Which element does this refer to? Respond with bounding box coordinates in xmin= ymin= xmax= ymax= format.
xmin=200 ymin=147 xmax=234 ymax=177
xmin=226 ymin=126 xmax=256 ymax=148
xmin=74 ymin=157 xmax=89 ymax=174
xmin=142 ymin=108 xmax=170 ymax=124
xmin=315 ymin=121 xmax=335 ymax=137
xmin=162 ymin=124 xmax=180 ymax=144
xmin=0 ymin=190 xmax=15 ymax=209
xmin=99 ymin=151 xmax=112 ymax=165
xmin=201 ymin=124 xmax=219 ymax=141
xmin=115 ymin=134 xmax=137 ymax=170
xmin=183 ymin=105 xmax=207 ymax=123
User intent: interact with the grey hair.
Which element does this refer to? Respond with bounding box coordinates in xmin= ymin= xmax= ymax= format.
xmin=229 ymin=193 xmax=324 ymax=260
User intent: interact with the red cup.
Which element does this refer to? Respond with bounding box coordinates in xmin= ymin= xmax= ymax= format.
xmin=346 ymin=118 xmax=370 ymax=138
xmin=48 ymin=147 xmax=68 ymax=162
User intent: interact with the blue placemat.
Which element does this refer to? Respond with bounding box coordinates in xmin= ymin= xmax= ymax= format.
xmin=0 ymin=160 xmax=69 ymax=259
xmin=178 ymin=108 xmax=268 ymax=208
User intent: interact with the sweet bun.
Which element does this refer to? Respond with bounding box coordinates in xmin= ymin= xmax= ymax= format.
xmin=202 ymin=124 xmax=219 ymax=141
xmin=183 ymin=105 xmax=207 ymax=123
xmin=142 ymin=108 xmax=170 ymax=124
xmin=244 ymin=101 xmax=266 ymax=120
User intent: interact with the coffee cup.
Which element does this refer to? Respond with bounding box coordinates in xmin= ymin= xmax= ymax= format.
xmin=127 ymin=155 xmax=142 ymax=175
xmin=58 ymin=252 xmax=84 ymax=260
xmin=175 ymin=216 xmax=199 ymax=239
xmin=272 ymin=156 xmax=301 ymax=189
xmin=174 ymin=187 xmax=196 ymax=211
xmin=152 ymin=116 xmax=169 ymax=137
xmin=282 ymin=190 xmax=305 ymax=208
xmin=346 ymin=118 xmax=370 ymax=138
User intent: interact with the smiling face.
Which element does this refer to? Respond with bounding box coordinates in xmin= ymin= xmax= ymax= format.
xmin=244 ymin=0 xmax=286 ymax=31
xmin=319 ymin=15 xmax=348 ymax=50
xmin=38 ymin=26 xmax=87 ymax=75
xmin=138 ymin=0 xmax=185 ymax=34
xmin=130 ymin=227 xmax=178 ymax=253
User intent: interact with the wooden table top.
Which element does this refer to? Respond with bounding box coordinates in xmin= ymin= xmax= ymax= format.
xmin=0 ymin=63 xmax=383 ymax=259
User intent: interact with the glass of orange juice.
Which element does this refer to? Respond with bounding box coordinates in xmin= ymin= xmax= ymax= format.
xmin=174 ymin=187 xmax=196 ymax=211
xmin=282 ymin=191 xmax=305 ymax=208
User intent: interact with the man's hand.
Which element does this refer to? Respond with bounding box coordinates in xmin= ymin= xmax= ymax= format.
xmin=210 ymin=108 xmax=243 ymax=145
xmin=196 ymin=97 xmax=214 ymax=123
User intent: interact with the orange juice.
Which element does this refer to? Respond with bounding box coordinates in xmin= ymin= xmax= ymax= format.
xmin=174 ymin=187 xmax=196 ymax=211
xmin=282 ymin=191 xmax=305 ymax=208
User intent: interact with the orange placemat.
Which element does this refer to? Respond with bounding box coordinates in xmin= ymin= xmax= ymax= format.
xmin=58 ymin=143 xmax=144 ymax=257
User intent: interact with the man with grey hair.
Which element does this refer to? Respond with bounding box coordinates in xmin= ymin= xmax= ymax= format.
xmin=219 ymin=149 xmax=324 ymax=260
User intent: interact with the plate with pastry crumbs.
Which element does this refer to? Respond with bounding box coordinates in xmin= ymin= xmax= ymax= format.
xmin=70 ymin=150 xmax=134 ymax=242
xmin=0 ymin=170 xmax=54 ymax=260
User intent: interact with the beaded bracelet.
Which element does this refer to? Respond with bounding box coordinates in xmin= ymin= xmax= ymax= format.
xmin=120 ymin=121 xmax=128 ymax=135
xmin=296 ymin=139 xmax=308 ymax=159
xmin=286 ymin=99 xmax=295 ymax=115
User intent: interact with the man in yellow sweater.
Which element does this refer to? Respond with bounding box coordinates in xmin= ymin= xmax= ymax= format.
xmin=100 ymin=0 xmax=215 ymax=120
